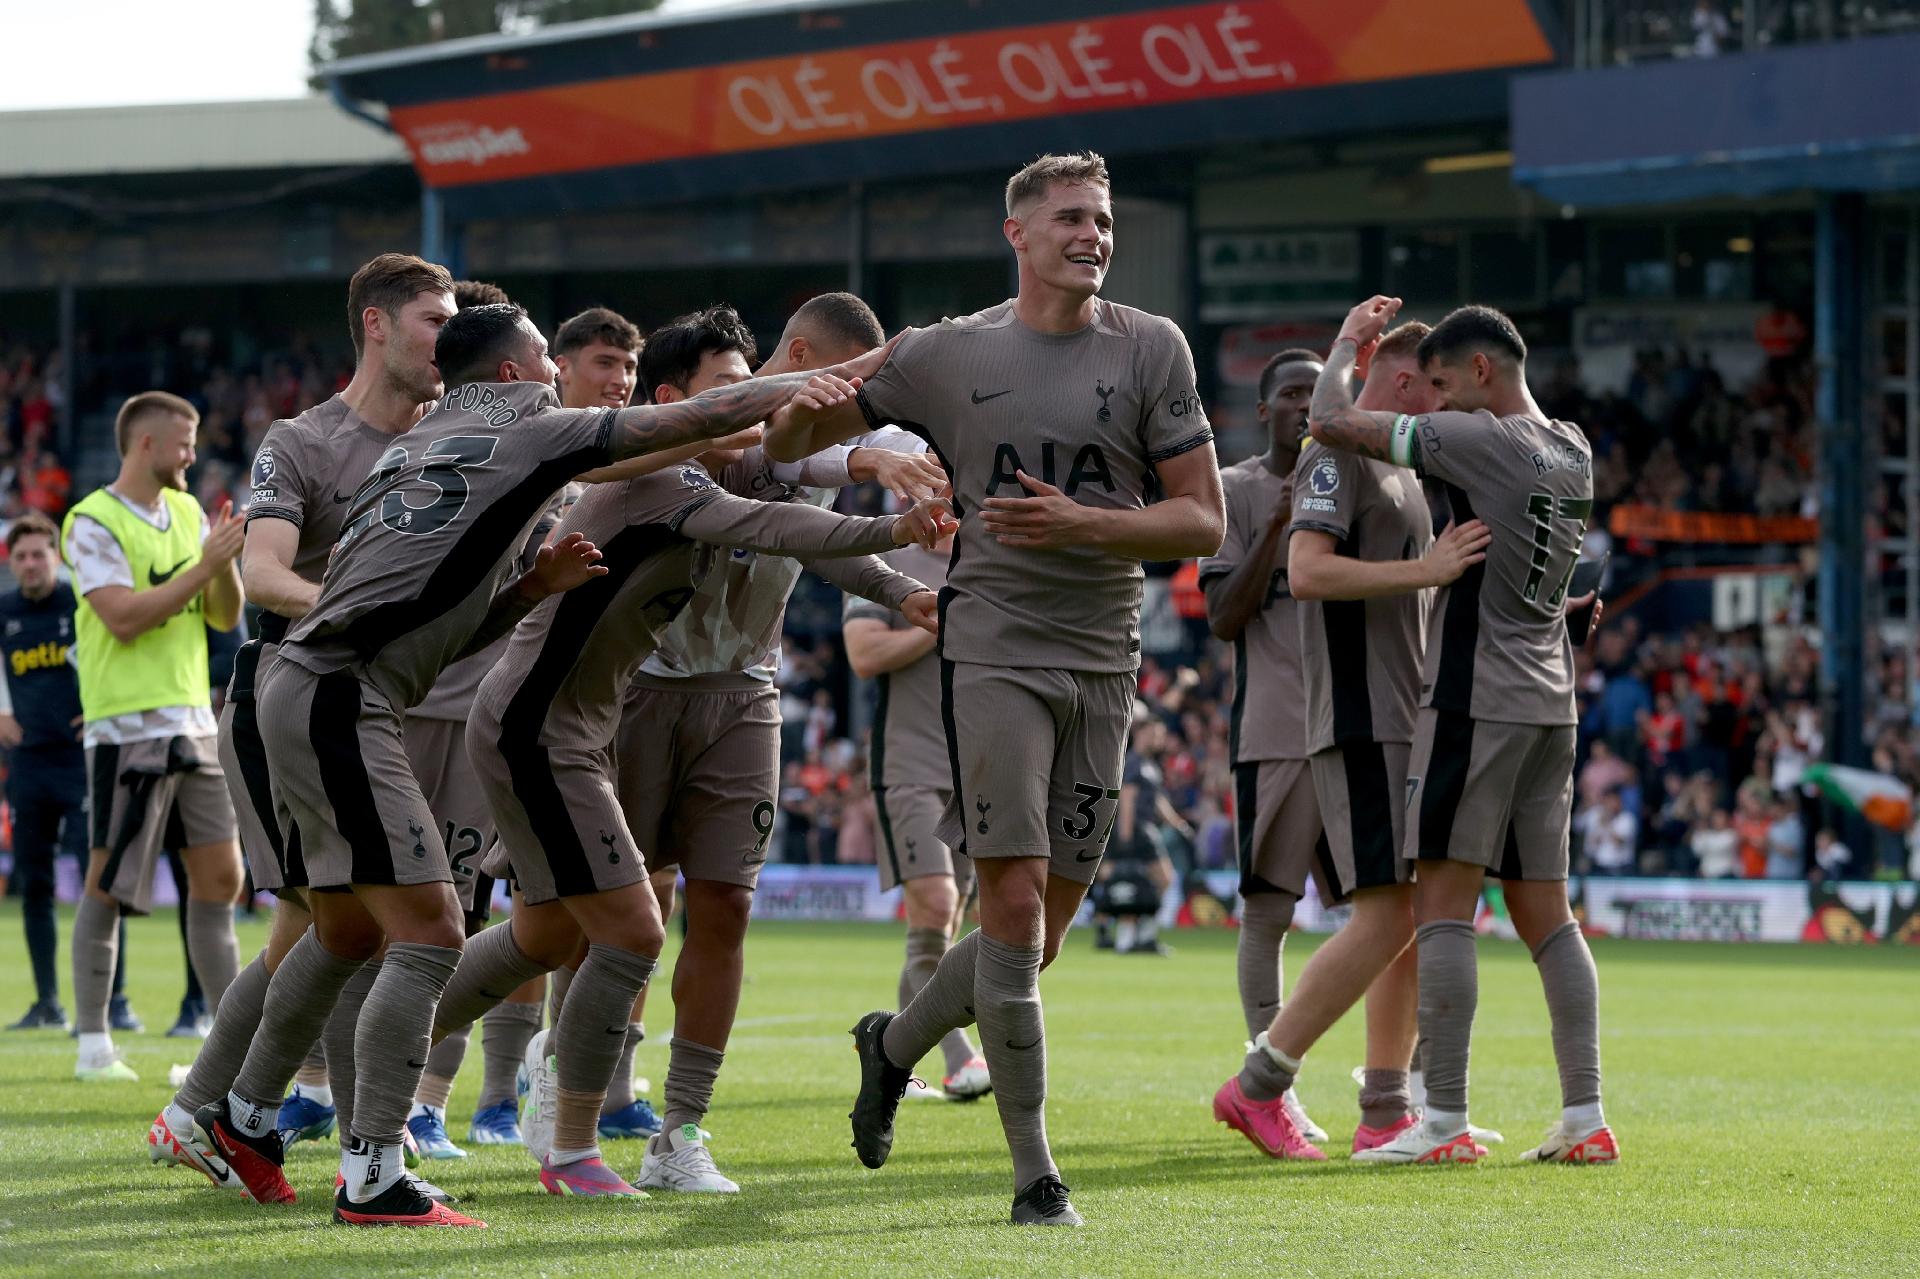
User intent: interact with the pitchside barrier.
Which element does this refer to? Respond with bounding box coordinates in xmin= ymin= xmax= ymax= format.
xmin=32 ymin=859 xmax=1918 ymax=944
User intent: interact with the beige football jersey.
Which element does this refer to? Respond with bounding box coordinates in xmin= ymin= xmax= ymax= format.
xmin=844 ymin=542 xmax=950 ymax=791
xmin=278 ymin=381 xmax=615 ymax=710
xmin=857 ymin=298 xmax=1213 ymax=674
xmin=409 ymin=484 xmax=580 ymax=722
xmin=478 ymin=463 xmax=913 ymax=748
xmin=1290 ymin=441 xmax=1433 ymax=752
xmin=1394 ymin=409 xmax=1592 ymax=726
xmin=1199 ymin=456 xmax=1305 ymax=764
xmin=244 ymin=395 xmax=408 ymax=642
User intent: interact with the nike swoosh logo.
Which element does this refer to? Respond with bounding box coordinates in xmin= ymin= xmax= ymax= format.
xmin=1074 ymin=850 xmax=1101 ymax=862
xmin=1258 ymin=999 xmax=1279 ymax=1009
xmin=1006 ymin=1036 xmax=1041 ymax=1051
xmin=406 ymin=1058 xmax=427 ymax=1070
xmin=971 ymin=388 xmax=1013 ymax=405
xmin=332 ymin=490 xmax=355 ymax=504
xmin=148 ymin=558 xmax=191 ymax=586
xmin=605 ymin=1026 xmax=629 ymax=1036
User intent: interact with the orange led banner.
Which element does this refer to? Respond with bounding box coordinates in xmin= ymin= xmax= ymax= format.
xmin=388 ymin=1 xmax=1553 ymax=188
xmin=1608 ymin=506 xmax=1819 ymax=544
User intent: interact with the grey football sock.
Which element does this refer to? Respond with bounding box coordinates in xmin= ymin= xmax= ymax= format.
xmin=554 ymin=944 xmax=657 ymax=1106
xmin=174 ymin=950 xmax=271 ymax=1111
xmin=185 ymin=900 xmax=241 ymax=1013
xmin=72 ymin=895 xmax=120 ymax=1035
xmin=973 ymin=934 xmax=1055 ymax=1190
xmin=231 ymin=930 xmax=362 ymax=1113
xmin=901 ymin=926 xmax=978 ymax=1077
xmin=422 ymin=1024 xmax=470 ymax=1102
xmin=1531 ymin=920 xmax=1602 ymax=1109
xmin=294 ymin=1042 xmax=330 ymax=1089
xmin=1359 ymin=1068 xmax=1412 ymax=1129
xmin=882 ymin=928 xmax=981 ymax=1070
xmin=603 ymin=1023 xmax=644 ymax=1115
xmin=323 ymin=958 xmax=380 ymax=1150
xmin=660 ymin=1037 xmax=725 ymax=1134
xmin=549 ymin=964 xmax=574 ymax=1029
xmin=478 ymin=1001 xmax=543 ymax=1109
xmin=1415 ymin=919 xmax=1479 ymax=1115
xmin=1236 ymin=1036 xmax=1299 ymax=1103
xmin=1236 ymin=892 xmax=1296 ymax=1041
xmin=435 ymin=923 xmax=551 ymax=1039
xmin=348 ymin=942 xmax=459 ymax=1146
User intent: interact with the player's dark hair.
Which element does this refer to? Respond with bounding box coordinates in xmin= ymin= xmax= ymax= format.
xmin=1417 ymin=305 xmax=1527 ymax=369
xmin=346 ymin=252 xmax=454 ymax=359
xmin=641 ymin=305 xmax=758 ymax=401
xmin=5 ymin=510 xmax=58 ymax=553
xmin=435 ymin=302 xmax=533 ymax=388
xmin=789 ymin=292 xmax=884 ymax=353
xmin=554 ymin=306 xmax=643 ymax=359
xmin=114 ymin=390 xmax=198 ymax=456
xmin=452 ymin=279 xmax=510 ymax=309
xmin=1256 ymin=348 xmax=1324 ymax=402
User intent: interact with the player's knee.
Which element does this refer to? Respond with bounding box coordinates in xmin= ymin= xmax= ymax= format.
xmin=903 ymin=877 xmax=959 ymax=930
xmin=687 ymin=881 xmax=752 ymax=945
xmin=314 ymin=910 xmax=385 ymax=962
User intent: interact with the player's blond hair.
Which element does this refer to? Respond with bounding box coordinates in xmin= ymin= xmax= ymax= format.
xmin=113 ymin=390 xmax=197 ymax=457
xmin=1372 ymin=321 xmax=1433 ymax=366
xmin=1005 ymin=152 xmax=1110 ymax=218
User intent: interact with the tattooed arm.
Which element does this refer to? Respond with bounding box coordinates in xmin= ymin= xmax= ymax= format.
xmin=577 ymin=341 xmax=897 ymax=483
xmin=574 ymin=372 xmax=814 ymax=483
xmin=1306 ymin=295 xmax=1411 ymax=463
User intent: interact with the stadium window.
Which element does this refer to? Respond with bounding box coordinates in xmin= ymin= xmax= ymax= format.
xmin=1465 ymin=229 xmax=1543 ymax=304
xmin=1594 ymin=222 xmax=1673 ymax=299
xmin=1544 ymin=219 xmax=1588 ymax=304
xmin=1883 ymin=229 xmax=1911 ymax=305
xmin=1385 ymin=229 xmax=1462 ymax=304
xmin=1675 ymin=220 xmax=1753 ymax=300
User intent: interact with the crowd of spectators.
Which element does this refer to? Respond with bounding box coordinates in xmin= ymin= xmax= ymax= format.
xmin=0 ymin=344 xmax=77 ymax=530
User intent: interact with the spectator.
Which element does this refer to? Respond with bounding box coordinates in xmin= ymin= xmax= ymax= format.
xmin=1579 ymin=740 xmax=1636 ymax=811
xmin=1812 ymin=828 xmax=1853 ymax=881
xmin=1764 ymin=796 xmax=1805 ymax=879
xmin=1580 ymin=789 xmax=1639 ymax=875
xmin=1692 ymin=1 xmax=1731 ymax=56
xmin=1691 ymin=809 xmax=1741 ymax=878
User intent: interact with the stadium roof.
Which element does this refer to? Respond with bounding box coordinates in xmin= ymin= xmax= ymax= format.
xmin=0 ymin=96 xmax=407 ymax=180
xmin=324 ymin=0 xmax=895 ymax=77
xmin=1512 ymin=31 xmax=1920 ymax=208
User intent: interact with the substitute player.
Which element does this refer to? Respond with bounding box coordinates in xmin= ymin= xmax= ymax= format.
xmin=147 ymin=253 xmax=455 ymax=1181
xmin=195 ymin=301 xmax=895 ymax=1226
xmin=61 ymin=392 xmax=245 ymax=1083
xmin=1 ymin=513 xmax=89 ymax=1032
xmin=1199 ymin=348 xmax=1331 ymax=1155
xmin=429 ymin=406 xmax=943 ymax=1197
xmin=1215 ymin=323 xmax=1492 ymax=1156
xmin=1305 ymin=298 xmax=1616 ymax=1167
xmin=843 ymin=531 xmax=991 ymax=1101
xmin=768 ymin=151 xmax=1225 ymax=1226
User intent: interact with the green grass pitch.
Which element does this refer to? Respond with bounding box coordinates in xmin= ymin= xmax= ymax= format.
xmin=0 ymin=905 xmax=1915 ymax=1276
